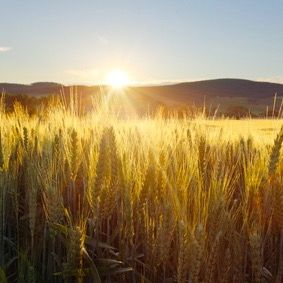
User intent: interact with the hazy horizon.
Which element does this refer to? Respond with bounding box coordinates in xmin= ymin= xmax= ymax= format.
xmin=2 ymin=77 xmax=283 ymax=88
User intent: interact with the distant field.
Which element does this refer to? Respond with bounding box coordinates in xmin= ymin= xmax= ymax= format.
xmin=1 ymin=99 xmax=283 ymax=282
xmin=191 ymin=118 xmax=283 ymax=143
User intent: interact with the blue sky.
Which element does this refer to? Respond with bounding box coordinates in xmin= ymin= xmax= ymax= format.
xmin=0 ymin=0 xmax=283 ymax=84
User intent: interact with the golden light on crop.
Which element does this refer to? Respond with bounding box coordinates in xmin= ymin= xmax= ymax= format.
xmin=106 ymin=69 xmax=129 ymax=89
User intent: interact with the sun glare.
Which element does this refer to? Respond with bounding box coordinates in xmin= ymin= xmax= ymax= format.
xmin=106 ymin=69 xmax=129 ymax=89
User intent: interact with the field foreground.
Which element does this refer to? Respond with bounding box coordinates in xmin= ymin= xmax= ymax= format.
xmin=1 ymin=103 xmax=283 ymax=282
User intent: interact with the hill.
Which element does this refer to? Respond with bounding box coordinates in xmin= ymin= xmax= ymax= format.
xmin=1 ymin=78 xmax=282 ymax=116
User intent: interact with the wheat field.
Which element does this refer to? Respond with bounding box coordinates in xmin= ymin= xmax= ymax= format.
xmin=0 ymin=96 xmax=283 ymax=283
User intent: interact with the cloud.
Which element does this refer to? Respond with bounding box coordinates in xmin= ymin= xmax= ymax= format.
xmin=0 ymin=46 xmax=11 ymax=52
xmin=96 ymin=35 xmax=109 ymax=45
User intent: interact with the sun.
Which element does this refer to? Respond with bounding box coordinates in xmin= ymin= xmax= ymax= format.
xmin=106 ymin=69 xmax=129 ymax=89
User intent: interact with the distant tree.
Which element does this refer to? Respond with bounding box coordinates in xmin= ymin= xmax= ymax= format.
xmin=225 ymin=105 xmax=250 ymax=118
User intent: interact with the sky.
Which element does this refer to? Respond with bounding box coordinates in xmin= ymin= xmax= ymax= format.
xmin=0 ymin=0 xmax=283 ymax=85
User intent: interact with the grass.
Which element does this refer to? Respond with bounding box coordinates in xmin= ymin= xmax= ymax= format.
xmin=0 ymin=94 xmax=283 ymax=282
